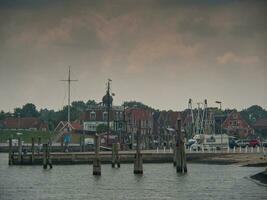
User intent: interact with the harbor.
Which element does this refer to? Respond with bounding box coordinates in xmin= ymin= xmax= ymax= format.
xmin=0 ymin=1 xmax=267 ymax=199
xmin=0 ymin=153 xmax=266 ymax=200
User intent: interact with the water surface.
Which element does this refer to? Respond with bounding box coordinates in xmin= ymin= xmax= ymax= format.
xmin=0 ymin=154 xmax=266 ymax=200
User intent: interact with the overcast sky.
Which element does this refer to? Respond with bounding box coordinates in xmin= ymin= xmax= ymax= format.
xmin=0 ymin=0 xmax=266 ymax=112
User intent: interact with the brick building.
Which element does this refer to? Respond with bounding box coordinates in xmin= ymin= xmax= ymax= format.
xmin=153 ymin=110 xmax=181 ymax=135
xmin=81 ymin=105 xmax=124 ymax=133
xmin=222 ymin=110 xmax=254 ymax=138
xmin=125 ymin=108 xmax=153 ymax=135
xmin=253 ymin=118 xmax=267 ymax=138
xmin=0 ymin=117 xmax=48 ymax=131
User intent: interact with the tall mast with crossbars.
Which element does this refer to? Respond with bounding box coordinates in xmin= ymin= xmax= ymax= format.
xmin=60 ymin=66 xmax=78 ymax=130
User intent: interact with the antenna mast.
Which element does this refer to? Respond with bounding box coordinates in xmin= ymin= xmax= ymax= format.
xmin=61 ymin=66 xmax=78 ymax=130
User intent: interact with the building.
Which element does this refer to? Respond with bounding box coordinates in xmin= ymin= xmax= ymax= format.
xmin=222 ymin=110 xmax=254 ymax=138
xmin=125 ymin=108 xmax=153 ymax=135
xmin=153 ymin=110 xmax=181 ymax=135
xmin=0 ymin=117 xmax=48 ymax=131
xmin=252 ymin=118 xmax=267 ymax=138
xmin=81 ymin=105 xmax=124 ymax=133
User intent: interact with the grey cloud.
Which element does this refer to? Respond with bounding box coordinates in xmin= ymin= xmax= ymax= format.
xmin=0 ymin=0 xmax=266 ymax=111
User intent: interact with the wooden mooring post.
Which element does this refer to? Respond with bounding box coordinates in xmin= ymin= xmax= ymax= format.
xmin=93 ymin=134 xmax=101 ymax=175
xmin=31 ymin=137 xmax=35 ymax=164
xmin=43 ymin=143 xmax=52 ymax=169
xmin=18 ymin=137 xmax=22 ymax=164
xmin=8 ymin=138 xmax=13 ymax=165
xmin=61 ymin=136 xmax=64 ymax=152
xmin=37 ymin=137 xmax=41 ymax=154
xmin=175 ymin=119 xmax=187 ymax=173
xmin=134 ymin=120 xmax=143 ymax=174
xmin=172 ymin=134 xmax=177 ymax=166
xmin=112 ymin=143 xmax=120 ymax=168
xmin=79 ymin=136 xmax=83 ymax=152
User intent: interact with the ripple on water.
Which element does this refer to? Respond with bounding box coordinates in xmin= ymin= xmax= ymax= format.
xmin=0 ymin=154 xmax=266 ymax=200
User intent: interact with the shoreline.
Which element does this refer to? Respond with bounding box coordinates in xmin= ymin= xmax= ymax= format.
xmin=4 ymin=151 xmax=267 ymax=167
xmin=250 ymin=170 xmax=267 ymax=186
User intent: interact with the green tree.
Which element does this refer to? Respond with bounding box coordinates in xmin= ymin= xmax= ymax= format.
xmin=21 ymin=103 xmax=39 ymax=117
xmin=72 ymin=101 xmax=87 ymax=112
xmin=14 ymin=108 xmax=22 ymax=117
xmin=123 ymin=101 xmax=154 ymax=110
xmin=86 ymin=100 xmax=97 ymax=108
xmin=96 ymin=123 xmax=108 ymax=133
xmin=0 ymin=110 xmax=5 ymax=120
xmin=240 ymin=105 xmax=267 ymax=125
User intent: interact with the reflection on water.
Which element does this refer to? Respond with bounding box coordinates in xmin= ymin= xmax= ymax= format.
xmin=0 ymin=154 xmax=266 ymax=200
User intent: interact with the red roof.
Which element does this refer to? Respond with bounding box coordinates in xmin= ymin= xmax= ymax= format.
xmin=71 ymin=122 xmax=82 ymax=130
xmin=3 ymin=117 xmax=48 ymax=130
xmin=125 ymin=108 xmax=153 ymax=121
xmin=253 ymin=118 xmax=267 ymax=129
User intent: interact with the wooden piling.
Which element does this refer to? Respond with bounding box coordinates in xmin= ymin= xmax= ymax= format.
xmin=18 ymin=137 xmax=22 ymax=164
xmin=172 ymin=135 xmax=176 ymax=166
xmin=48 ymin=141 xmax=52 ymax=169
xmin=37 ymin=137 xmax=41 ymax=154
xmin=175 ymin=119 xmax=187 ymax=173
xmin=61 ymin=136 xmax=64 ymax=152
xmin=134 ymin=120 xmax=143 ymax=174
xmin=43 ymin=143 xmax=52 ymax=169
xmin=82 ymin=135 xmax=85 ymax=152
xmin=93 ymin=134 xmax=101 ymax=175
xmin=79 ymin=136 xmax=83 ymax=152
xmin=8 ymin=138 xmax=13 ymax=165
xmin=112 ymin=143 xmax=120 ymax=168
xmin=43 ymin=143 xmax=47 ymax=169
xmin=31 ymin=137 xmax=35 ymax=164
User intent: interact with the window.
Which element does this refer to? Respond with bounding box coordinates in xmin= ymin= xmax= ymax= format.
xmin=103 ymin=112 xmax=108 ymax=121
xmin=90 ymin=111 xmax=96 ymax=120
xmin=116 ymin=112 xmax=120 ymax=120
xmin=233 ymin=120 xmax=237 ymax=126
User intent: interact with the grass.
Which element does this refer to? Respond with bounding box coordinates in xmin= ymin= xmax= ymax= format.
xmin=0 ymin=130 xmax=83 ymax=143
xmin=0 ymin=130 xmax=55 ymax=143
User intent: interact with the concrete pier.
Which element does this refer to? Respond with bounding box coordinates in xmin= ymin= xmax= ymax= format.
xmin=112 ymin=143 xmax=120 ymax=168
xmin=93 ymin=134 xmax=101 ymax=175
xmin=175 ymin=119 xmax=187 ymax=173
xmin=134 ymin=120 xmax=143 ymax=174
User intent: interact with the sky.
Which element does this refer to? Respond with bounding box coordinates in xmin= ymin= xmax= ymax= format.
xmin=0 ymin=0 xmax=266 ymax=112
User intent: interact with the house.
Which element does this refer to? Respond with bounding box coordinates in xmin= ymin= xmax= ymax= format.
xmin=81 ymin=105 xmax=124 ymax=133
xmin=1 ymin=117 xmax=48 ymax=131
xmin=125 ymin=108 xmax=153 ymax=135
xmin=153 ymin=110 xmax=181 ymax=135
xmin=222 ymin=110 xmax=254 ymax=138
xmin=252 ymin=118 xmax=267 ymax=138
xmin=54 ymin=121 xmax=82 ymax=133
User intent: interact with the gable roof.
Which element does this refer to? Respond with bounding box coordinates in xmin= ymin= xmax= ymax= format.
xmin=253 ymin=118 xmax=267 ymax=129
xmin=3 ymin=117 xmax=47 ymax=129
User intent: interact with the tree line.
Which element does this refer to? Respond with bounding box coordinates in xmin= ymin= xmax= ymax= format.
xmin=0 ymin=101 xmax=266 ymax=131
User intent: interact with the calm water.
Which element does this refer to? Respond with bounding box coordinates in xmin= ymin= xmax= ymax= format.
xmin=0 ymin=154 xmax=266 ymax=200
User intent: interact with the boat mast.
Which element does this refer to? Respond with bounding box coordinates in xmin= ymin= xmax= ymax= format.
xmin=61 ymin=66 xmax=78 ymax=130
